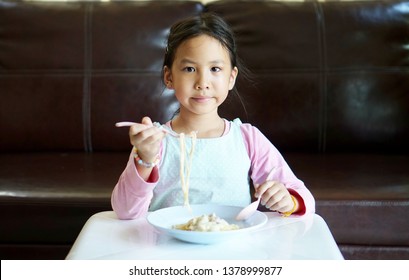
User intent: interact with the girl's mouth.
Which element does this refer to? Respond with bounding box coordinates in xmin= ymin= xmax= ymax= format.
xmin=192 ymin=97 xmax=211 ymax=103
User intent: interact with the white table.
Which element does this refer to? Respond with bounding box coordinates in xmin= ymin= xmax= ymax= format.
xmin=66 ymin=211 xmax=343 ymax=260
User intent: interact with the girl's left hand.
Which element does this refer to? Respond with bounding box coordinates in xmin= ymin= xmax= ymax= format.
xmin=255 ymin=181 xmax=296 ymax=213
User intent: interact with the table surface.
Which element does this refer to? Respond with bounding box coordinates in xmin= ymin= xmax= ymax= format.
xmin=66 ymin=211 xmax=344 ymax=260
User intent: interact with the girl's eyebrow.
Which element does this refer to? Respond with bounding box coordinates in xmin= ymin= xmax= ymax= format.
xmin=179 ymin=58 xmax=226 ymax=65
xmin=180 ymin=58 xmax=196 ymax=64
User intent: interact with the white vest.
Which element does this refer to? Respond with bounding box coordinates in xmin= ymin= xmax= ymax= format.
xmin=149 ymin=119 xmax=251 ymax=211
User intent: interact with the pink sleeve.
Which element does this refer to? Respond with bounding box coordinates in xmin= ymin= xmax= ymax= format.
xmin=111 ymin=151 xmax=158 ymax=220
xmin=240 ymin=123 xmax=315 ymax=215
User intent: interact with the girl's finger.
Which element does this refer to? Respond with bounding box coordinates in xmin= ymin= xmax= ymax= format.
xmin=141 ymin=116 xmax=153 ymax=126
xmin=256 ymin=181 xmax=279 ymax=198
xmin=264 ymin=192 xmax=286 ymax=209
xmin=129 ymin=123 xmax=152 ymax=136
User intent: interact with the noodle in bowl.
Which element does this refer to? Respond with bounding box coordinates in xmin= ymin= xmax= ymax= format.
xmin=147 ymin=204 xmax=268 ymax=244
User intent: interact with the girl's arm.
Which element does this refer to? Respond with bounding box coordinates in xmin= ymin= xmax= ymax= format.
xmin=240 ymin=123 xmax=315 ymax=215
xmin=111 ymin=151 xmax=159 ymax=219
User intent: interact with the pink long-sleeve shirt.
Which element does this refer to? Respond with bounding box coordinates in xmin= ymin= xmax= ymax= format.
xmin=112 ymin=119 xmax=315 ymax=219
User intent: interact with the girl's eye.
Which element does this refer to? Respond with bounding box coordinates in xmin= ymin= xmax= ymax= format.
xmin=183 ymin=67 xmax=195 ymax=72
xmin=211 ymin=67 xmax=221 ymax=72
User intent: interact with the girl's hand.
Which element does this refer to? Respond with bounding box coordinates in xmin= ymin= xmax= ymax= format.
xmin=129 ymin=116 xmax=165 ymax=163
xmin=255 ymin=181 xmax=297 ymax=214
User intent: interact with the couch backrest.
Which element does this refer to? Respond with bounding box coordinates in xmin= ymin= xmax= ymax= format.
xmin=0 ymin=0 xmax=203 ymax=152
xmin=1 ymin=0 xmax=408 ymax=153
xmin=210 ymin=0 xmax=409 ymax=153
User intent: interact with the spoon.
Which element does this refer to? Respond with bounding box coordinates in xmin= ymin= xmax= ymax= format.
xmin=235 ymin=167 xmax=277 ymax=221
xmin=235 ymin=196 xmax=262 ymax=221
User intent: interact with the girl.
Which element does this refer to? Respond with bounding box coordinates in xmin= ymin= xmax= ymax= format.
xmin=112 ymin=13 xmax=315 ymax=219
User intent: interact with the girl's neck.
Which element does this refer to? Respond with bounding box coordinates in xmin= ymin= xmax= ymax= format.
xmin=171 ymin=113 xmax=225 ymax=138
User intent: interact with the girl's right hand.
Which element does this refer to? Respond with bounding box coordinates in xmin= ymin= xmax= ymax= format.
xmin=129 ymin=116 xmax=166 ymax=163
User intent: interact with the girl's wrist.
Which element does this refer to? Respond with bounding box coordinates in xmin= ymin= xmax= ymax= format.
xmin=133 ymin=147 xmax=160 ymax=168
xmin=282 ymin=195 xmax=297 ymax=217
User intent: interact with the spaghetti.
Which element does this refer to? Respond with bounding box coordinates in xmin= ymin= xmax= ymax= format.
xmin=179 ymin=131 xmax=197 ymax=209
xmin=173 ymin=213 xmax=240 ymax=232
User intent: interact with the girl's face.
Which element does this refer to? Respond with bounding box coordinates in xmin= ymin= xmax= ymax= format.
xmin=164 ymin=35 xmax=238 ymax=118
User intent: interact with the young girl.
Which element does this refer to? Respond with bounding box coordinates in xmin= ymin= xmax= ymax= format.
xmin=112 ymin=13 xmax=315 ymax=220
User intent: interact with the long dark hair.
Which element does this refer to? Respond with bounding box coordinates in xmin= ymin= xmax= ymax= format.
xmin=162 ymin=13 xmax=253 ymax=115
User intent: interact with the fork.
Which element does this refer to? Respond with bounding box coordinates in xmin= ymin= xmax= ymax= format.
xmin=115 ymin=121 xmax=180 ymax=137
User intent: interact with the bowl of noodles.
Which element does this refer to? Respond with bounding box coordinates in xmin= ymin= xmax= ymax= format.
xmin=147 ymin=204 xmax=268 ymax=244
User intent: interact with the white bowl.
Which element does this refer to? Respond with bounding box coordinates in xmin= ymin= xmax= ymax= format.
xmin=147 ymin=204 xmax=268 ymax=244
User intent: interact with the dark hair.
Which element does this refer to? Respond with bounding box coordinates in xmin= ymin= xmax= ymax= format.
xmin=162 ymin=12 xmax=253 ymax=112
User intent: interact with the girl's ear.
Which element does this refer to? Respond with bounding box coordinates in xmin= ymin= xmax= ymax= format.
xmin=163 ymin=66 xmax=173 ymax=89
xmin=228 ymin=66 xmax=239 ymax=90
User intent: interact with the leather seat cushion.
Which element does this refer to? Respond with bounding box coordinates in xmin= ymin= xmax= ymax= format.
xmin=2 ymin=152 xmax=408 ymax=246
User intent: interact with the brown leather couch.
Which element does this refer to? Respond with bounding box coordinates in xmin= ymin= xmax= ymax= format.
xmin=1 ymin=0 xmax=408 ymax=260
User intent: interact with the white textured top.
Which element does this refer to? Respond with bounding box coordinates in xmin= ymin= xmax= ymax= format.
xmin=111 ymin=118 xmax=315 ymax=220
xmin=150 ymin=119 xmax=251 ymax=210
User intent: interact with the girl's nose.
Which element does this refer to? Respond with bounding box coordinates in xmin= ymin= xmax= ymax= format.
xmin=195 ymin=83 xmax=210 ymax=90
xmin=195 ymin=74 xmax=210 ymax=90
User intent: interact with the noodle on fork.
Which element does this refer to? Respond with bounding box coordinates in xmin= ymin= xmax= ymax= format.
xmin=115 ymin=121 xmax=197 ymax=209
xmin=179 ymin=131 xmax=197 ymax=210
